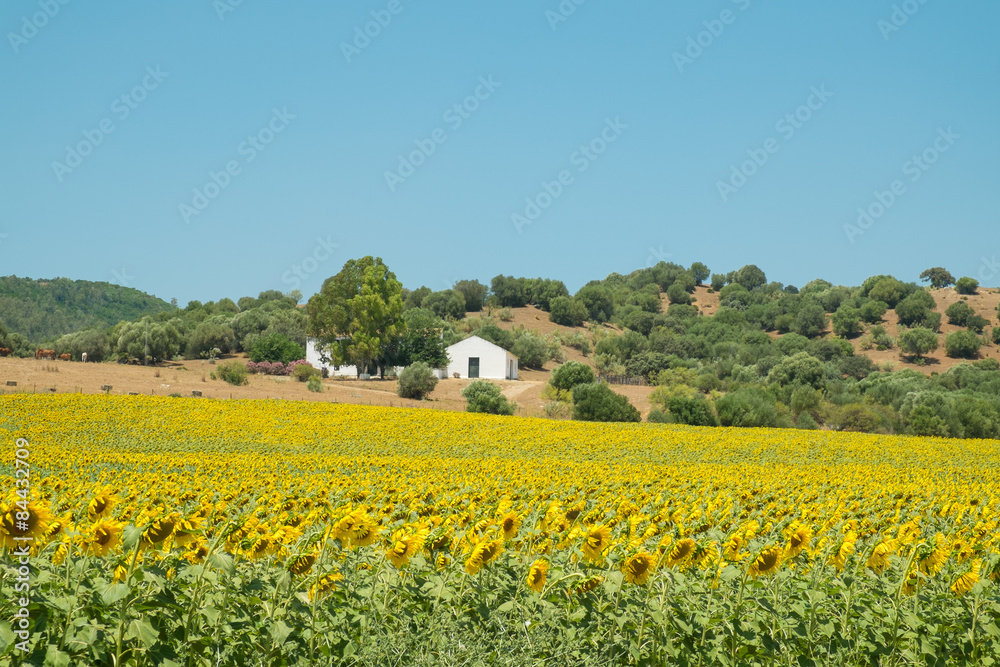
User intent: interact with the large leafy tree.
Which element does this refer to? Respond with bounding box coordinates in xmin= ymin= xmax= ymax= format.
xmin=307 ymin=257 xmax=406 ymax=378
xmin=919 ymin=267 xmax=955 ymax=289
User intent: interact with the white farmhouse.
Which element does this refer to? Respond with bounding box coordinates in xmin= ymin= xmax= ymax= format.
xmin=304 ymin=334 xmax=517 ymax=380
xmin=445 ymin=335 xmax=518 ymax=380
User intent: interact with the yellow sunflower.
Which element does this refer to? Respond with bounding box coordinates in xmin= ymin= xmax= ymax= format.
xmin=141 ymin=513 xmax=180 ymax=549
xmin=287 ymin=552 xmax=318 ymax=576
xmin=623 ymin=552 xmax=657 ymax=585
xmin=582 ymin=524 xmax=612 ymax=562
xmin=748 ymin=546 xmax=783 ymax=578
xmin=465 ymin=538 xmax=504 ymax=575
xmin=1 ymin=499 xmax=53 ymax=547
xmin=661 ymin=538 xmax=695 ymax=568
xmin=951 ymin=560 xmax=981 ymax=596
xmin=86 ymin=519 xmax=125 ymax=557
xmin=784 ymin=523 xmax=812 ymax=560
xmin=309 ymin=570 xmax=343 ymax=601
xmin=866 ymin=538 xmax=898 ymax=574
xmin=386 ymin=525 xmax=429 ymax=568
xmin=87 ymin=489 xmax=118 ymax=522
xmin=500 ymin=512 xmax=521 ymax=540
xmin=526 ymin=559 xmax=548 ymax=593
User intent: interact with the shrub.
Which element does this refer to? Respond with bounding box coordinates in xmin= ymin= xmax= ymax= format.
xmin=955 ymin=277 xmax=979 ymax=295
xmin=462 ymin=379 xmax=516 ymax=415
xmin=795 ymin=411 xmax=819 ymax=430
xmin=548 ymin=297 xmax=589 ymax=327
xmin=306 ymin=376 xmax=323 ymax=393
xmin=895 ymin=291 xmax=936 ymax=327
xmin=512 ymin=332 xmax=551 ymax=369
xmin=944 ymin=331 xmax=981 ymax=359
xmin=214 ymin=360 xmax=249 ymax=386
xmin=840 ymin=354 xmax=876 ymax=380
xmin=549 ymin=361 xmax=595 ymax=392
xmin=667 ymin=282 xmax=691 ymax=305
xmin=966 ymin=315 xmax=989 ymax=333
xmin=246 ymin=360 xmax=293 ymax=375
xmin=710 ymin=273 xmax=727 ymax=291
xmin=397 ymin=362 xmax=439 ymax=399
xmin=291 ymin=363 xmax=321 ymax=383
xmin=571 ymin=382 xmax=640 ymax=422
xmin=646 ymin=409 xmax=672 ymax=424
xmin=870 ymin=325 xmax=895 ymax=350
xmin=793 ymin=302 xmax=827 ymax=338
xmin=498 ymin=308 xmax=514 ymax=322
xmin=898 ymin=327 xmax=938 ymax=360
xmin=992 ymin=327 xmax=1000 ymax=345
xmin=945 ymin=301 xmax=974 ymax=327
xmin=830 ymin=404 xmax=886 ymax=433
xmin=831 ymin=307 xmax=863 ymax=337
xmin=249 ymin=332 xmax=305 ymax=364
xmin=715 ymin=388 xmax=787 ymax=428
xmin=860 ymin=300 xmax=888 ymax=324
xmin=662 ymin=395 xmax=718 ymax=426
xmin=186 ymin=321 xmax=236 ymax=359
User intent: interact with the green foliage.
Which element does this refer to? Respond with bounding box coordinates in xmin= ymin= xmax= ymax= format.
xmin=549 ymin=361 xmax=595 ymax=392
xmin=710 ymin=273 xmax=727 ymax=291
xmin=666 ymin=282 xmax=691 ymax=305
xmin=646 ymin=408 xmax=672 ymax=423
xmin=898 ymin=327 xmax=938 ymax=360
xmin=248 ymin=332 xmax=305 ymax=364
xmin=113 ymin=319 xmax=184 ymax=362
xmin=830 ymin=404 xmax=888 ymax=433
xmin=945 ymin=301 xmax=974 ymax=327
xmin=660 ymin=395 xmax=718 ymax=426
xmin=859 ymin=300 xmax=887 ymax=324
xmin=571 ymin=382 xmax=641 ymax=422
xmin=397 ymin=362 xmax=439 ymax=399
xmin=53 ymin=328 xmax=112 ymax=362
xmin=0 ymin=276 xmax=173 ymax=342
xmin=792 ymin=302 xmax=827 ymax=338
xmin=473 ymin=322 xmax=515 ymax=351
xmin=733 ymin=264 xmax=767 ymax=290
xmin=831 ymin=306 xmax=862 ymax=337
xmin=403 ymin=286 xmax=432 ymax=310
xmin=452 ymin=280 xmax=487 ymax=312
xmin=490 ymin=275 xmax=526 ymax=308
xmin=795 ymin=411 xmax=819 ymax=429
xmin=919 ymin=267 xmax=955 ymax=288
xmin=307 ymin=256 xmax=406 ymax=373
xmin=767 ymin=352 xmax=824 ymax=388
xmin=714 ymin=387 xmax=787 ymax=428
xmin=186 ymin=321 xmax=236 ymax=359
xmin=689 ymin=262 xmax=710 ymax=284
xmin=422 ymin=290 xmax=466 ymax=320
xmin=862 ymin=276 xmax=913 ymax=308
xmin=548 ymin=296 xmax=589 ymax=326
xmin=955 ymin=276 xmax=979 ymax=295
xmin=511 ymin=332 xmax=551 ymax=369
xmin=895 ymin=290 xmax=936 ymax=327
xmin=306 ymin=376 xmax=323 ymax=392
xmin=462 ymin=379 xmax=516 ymax=415
xmin=574 ymin=284 xmax=615 ymax=323
xmin=944 ymin=330 xmax=981 ymax=359
xmin=214 ymin=360 xmax=249 ymax=386
xmin=291 ymin=363 xmax=321 ymax=382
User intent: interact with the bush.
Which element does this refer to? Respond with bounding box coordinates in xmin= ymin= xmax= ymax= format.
xmin=992 ymin=327 xmax=1000 ymax=346
xmin=793 ymin=302 xmax=827 ymax=338
xmin=795 ymin=412 xmax=819 ymax=430
xmin=462 ymin=379 xmax=516 ymax=415
xmin=945 ymin=301 xmax=974 ymax=327
xmin=548 ymin=297 xmax=589 ymax=327
xmin=830 ymin=404 xmax=886 ymax=433
xmin=667 ymin=282 xmax=691 ymax=305
xmin=710 ymin=273 xmax=726 ymax=291
xmin=571 ymin=382 xmax=640 ymax=423
xmin=214 ymin=360 xmax=249 ymax=386
xmin=860 ymin=300 xmax=888 ymax=324
xmin=512 ymin=332 xmax=551 ymax=369
xmin=291 ymin=363 xmax=321 ymax=382
xmin=944 ymin=331 xmax=981 ymax=359
xmin=306 ymin=376 xmax=323 ymax=393
xmin=186 ymin=321 xmax=236 ymax=359
xmin=714 ymin=388 xmax=787 ymax=428
xmin=549 ymin=361 xmax=595 ymax=392
xmin=895 ymin=291 xmax=936 ymax=327
xmin=965 ymin=315 xmax=989 ymax=334
xmin=662 ymin=395 xmax=718 ymax=426
xmin=249 ymin=332 xmax=305 ymax=364
xmin=955 ymin=277 xmax=979 ymax=295
xmin=646 ymin=409 xmax=671 ymax=424
xmin=246 ymin=360 xmax=293 ymax=375
xmin=831 ymin=307 xmax=862 ymax=337
xmin=397 ymin=362 xmax=438 ymax=399
xmin=898 ymin=327 xmax=938 ymax=360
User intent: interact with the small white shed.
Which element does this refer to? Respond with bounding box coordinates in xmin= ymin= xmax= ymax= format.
xmin=445 ymin=335 xmax=518 ymax=380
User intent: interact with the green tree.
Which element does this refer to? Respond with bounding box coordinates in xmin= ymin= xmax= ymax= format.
xmin=548 ymin=296 xmax=589 ymax=326
xmin=397 ymin=362 xmax=439 ymax=399
xmin=307 ymin=256 xmax=406 ymax=378
xmin=955 ymin=276 xmax=979 ymax=295
xmin=661 ymin=395 xmax=718 ymax=426
xmin=898 ymin=327 xmax=939 ymax=360
xmin=793 ymin=302 xmax=828 ymax=338
xmin=422 ymin=290 xmax=466 ymax=320
xmin=574 ymin=284 xmax=615 ymax=323
xmin=452 ymin=280 xmax=487 ymax=312
xmin=831 ymin=306 xmax=863 ymax=337
xmin=490 ymin=276 xmax=527 ymax=307
xmin=733 ymin=265 xmax=767 ymax=290
xmin=767 ymin=352 xmax=825 ymax=388
xmin=462 ymin=379 xmax=516 ymax=415
xmin=403 ymin=286 xmax=432 ymax=311
xmin=710 ymin=273 xmax=727 ymax=291
xmin=895 ymin=290 xmax=937 ymax=327
xmin=919 ymin=267 xmax=955 ymax=288
xmin=186 ymin=321 xmax=236 ymax=359
xmin=549 ymin=361 xmax=595 ymax=392
xmin=863 ymin=276 xmax=911 ymax=308
xmin=571 ymin=382 xmax=641 ymax=422
xmin=248 ymin=332 xmax=305 ymax=364
xmin=944 ymin=331 xmax=981 ymax=359
xmin=511 ymin=332 xmax=550 ymax=369
xmin=714 ymin=388 xmax=786 ymax=428
xmin=860 ymin=300 xmax=888 ymax=324
xmin=113 ymin=319 xmax=183 ymax=362
xmin=945 ymin=301 xmax=974 ymax=327
xmin=667 ymin=282 xmax=691 ymax=305
xmin=689 ymin=262 xmax=710 ymax=284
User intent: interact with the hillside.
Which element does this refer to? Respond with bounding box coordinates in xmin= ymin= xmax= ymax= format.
xmin=0 ymin=275 xmax=173 ymax=342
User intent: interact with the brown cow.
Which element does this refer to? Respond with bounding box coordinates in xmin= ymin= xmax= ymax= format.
xmin=35 ymin=348 xmax=56 ymax=360
xmin=59 ymin=353 xmax=71 ymax=361
xmin=0 ymin=348 xmax=11 ymax=357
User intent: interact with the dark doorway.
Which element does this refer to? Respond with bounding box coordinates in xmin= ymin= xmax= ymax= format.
xmin=468 ymin=357 xmax=480 ymax=378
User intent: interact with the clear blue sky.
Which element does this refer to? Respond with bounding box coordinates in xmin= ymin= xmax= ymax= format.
xmin=2 ymin=1 xmax=998 ymax=306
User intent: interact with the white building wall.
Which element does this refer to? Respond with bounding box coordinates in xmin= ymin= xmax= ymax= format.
xmin=305 ymin=339 xmax=358 ymax=376
xmin=445 ymin=336 xmax=518 ymax=380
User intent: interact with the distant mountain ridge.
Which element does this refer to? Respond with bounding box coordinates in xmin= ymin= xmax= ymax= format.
xmin=0 ymin=275 xmax=173 ymax=342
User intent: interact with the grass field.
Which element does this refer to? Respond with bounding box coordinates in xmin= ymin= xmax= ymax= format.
xmin=1 ymin=394 xmax=999 ymax=666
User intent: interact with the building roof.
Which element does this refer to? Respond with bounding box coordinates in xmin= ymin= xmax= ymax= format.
xmin=446 ymin=335 xmax=518 ymax=360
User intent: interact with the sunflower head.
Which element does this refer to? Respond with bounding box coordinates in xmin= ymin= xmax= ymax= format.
xmin=624 ymin=552 xmax=657 ymax=585
xmin=748 ymin=546 xmax=783 ymax=578
xmin=309 ymin=570 xmax=343 ymax=601
xmin=526 ymin=559 xmax=548 ymax=593
xmin=87 ymin=519 xmax=126 ymax=557
xmin=582 ymin=524 xmax=612 ymax=563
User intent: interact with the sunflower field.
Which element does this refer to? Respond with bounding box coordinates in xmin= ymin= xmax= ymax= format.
xmin=1 ymin=394 xmax=999 ymax=666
